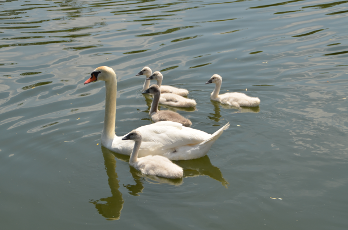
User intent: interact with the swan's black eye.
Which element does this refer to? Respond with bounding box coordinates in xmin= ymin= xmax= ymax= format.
xmin=91 ymin=71 xmax=101 ymax=78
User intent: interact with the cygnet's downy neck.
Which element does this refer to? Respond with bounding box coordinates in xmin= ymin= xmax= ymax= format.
xmin=129 ymin=139 xmax=141 ymax=164
xmin=143 ymin=71 xmax=152 ymax=91
xmin=149 ymin=91 xmax=160 ymax=115
xmin=156 ymin=76 xmax=163 ymax=87
xmin=102 ymin=76 xmax=117 ymax=142
xmin=211 ymin=81 xmax=222 ymax=99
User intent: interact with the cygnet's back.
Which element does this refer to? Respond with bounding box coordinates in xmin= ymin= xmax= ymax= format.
xmin=152 ymin=110 xmax=192 ymax=127
xmin=219 ymin=92 xmax=260 ymax=107
xmin=136 ymin=155 xmax=183 ymax=179
xmin=122 ymin=130 xmax=183 ymax=179
xmin=159 ymin=93 xmax=197 ymax=108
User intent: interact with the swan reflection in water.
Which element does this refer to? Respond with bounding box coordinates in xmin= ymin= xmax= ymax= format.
xmin=208 ymin=100 xmax=260 ymax=122
xmin=89 ymin=148 xmax=124 ymax=220
xmin=91 ymin=144 xmax=228 ymax=220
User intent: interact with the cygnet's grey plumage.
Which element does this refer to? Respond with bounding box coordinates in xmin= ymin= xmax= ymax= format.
xmin=122 ymin=130 xmax=183 ymax=179
xmin=206 ymin=74 xmax=260 ymax=107
xmin=142 ymin=85 xmax=192 ymax=127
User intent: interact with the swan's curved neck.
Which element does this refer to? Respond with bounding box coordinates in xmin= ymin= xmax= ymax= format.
xmin=211 ymin=82 xmax=221 ymax=99
xmin=150 ymin=92 xmax=160 ymax=115
xmin=102 ymin=76 xmax=117 ymax=143
xmin=129 ymin=140 xmax=141 ymax=164
xmin=142 ymin=71 xmax=152 ymax=91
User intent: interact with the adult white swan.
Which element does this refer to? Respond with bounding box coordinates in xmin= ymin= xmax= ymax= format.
xmin=206 ymin=74 xmax=260 ymax=108
xmin=85 ymin=66 xmax=230 ymax=160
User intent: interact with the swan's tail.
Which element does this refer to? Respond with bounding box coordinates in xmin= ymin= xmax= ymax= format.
xmin=177 ymin=89 xmax=189 ymax=96
xmin=177 ymin=98 xmax=196 ymax=107
xmin=183 ymin=98 xmax=197 ymax=107
xmin=243 ymin=97 xmax=260 ymax=107
xmin=168 ymin=122 xmax=230 ymax=160
xmin=200 ymin=122 xmax=230 ymax=146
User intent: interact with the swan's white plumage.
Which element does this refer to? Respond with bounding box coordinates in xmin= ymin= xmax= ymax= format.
xmin=85 ymin=66 xmax=229 ymax=160
xmin=122 ymin=130 xmax=183 ymax=179
xmin=206 ymin=74 xmax=260 ymax=107
xmin=112 ymin=121 xmax=230 ymax=160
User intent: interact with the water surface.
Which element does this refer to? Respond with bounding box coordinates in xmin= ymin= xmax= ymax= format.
xmin=1 ymin=0 xmax=348 ymax=229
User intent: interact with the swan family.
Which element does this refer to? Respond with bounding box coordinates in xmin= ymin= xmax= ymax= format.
xmin=84 ymin=66 xmax=260 ymax=179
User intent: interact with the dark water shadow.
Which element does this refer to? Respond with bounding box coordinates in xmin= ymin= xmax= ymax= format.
xmin=177 ymin=155 xmax=229 ymax=188
xmin=89 ymin=148 xmax=124 ymax=220
xmin=220 ymin=103 xmax=260 ymax=113
xmin=208 ymin=100 xmax=260 ymax=122
xmin=142 ymin=93 xmax=152 ymax=114
xmin=159 ymin=104 xmax=196 ymax=112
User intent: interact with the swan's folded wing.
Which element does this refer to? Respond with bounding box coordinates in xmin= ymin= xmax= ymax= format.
xmin=135 ymin=121 xmax=210 ymax=149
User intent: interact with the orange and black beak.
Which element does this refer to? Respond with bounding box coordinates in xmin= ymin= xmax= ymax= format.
xmin=84 ymin=73 xmax=98 ymax=85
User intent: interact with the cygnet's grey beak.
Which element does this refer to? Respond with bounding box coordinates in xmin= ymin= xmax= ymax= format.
xmin=136 ymin=71 xmax=143 ymax=76
xmin=122 ymin=134 xmax=131 ymax=140
xmin=142 ymin=89 xmax=150 ymax=94
xmin=147 ymin=74 xmax=155 ymax=80
xmin=206 ymin=79 xmax=213 ymax=84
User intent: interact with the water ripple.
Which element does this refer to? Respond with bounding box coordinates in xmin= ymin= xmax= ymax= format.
xmin=1 ymin=0 xmax=348 ymax=227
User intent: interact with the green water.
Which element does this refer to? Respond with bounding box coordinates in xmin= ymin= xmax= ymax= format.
xmin=1 ymin=0 xmax=347 ymax=229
